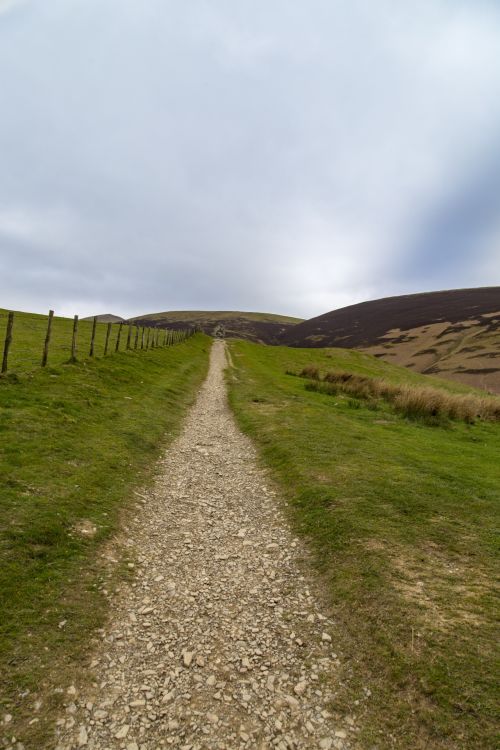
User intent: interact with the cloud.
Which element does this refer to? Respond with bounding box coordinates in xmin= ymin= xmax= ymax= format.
xmin=0 ymin=0 xmax=499 ymax=319
xmin=0 ymin=0 xmax=24 ymax=14
xmin=0 ymin=204 xmax=79 ymax=248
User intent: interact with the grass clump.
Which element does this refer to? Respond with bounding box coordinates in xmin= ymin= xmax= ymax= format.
xmin=299 ymin=364 xmax=321 ymax=380
xmin=0 ymin=334 xmax=210 ymax=748
xmin=303 ymin=369 xmax=500 ymax=423
xmin=228 ymin=340 xmax=500 ymax=750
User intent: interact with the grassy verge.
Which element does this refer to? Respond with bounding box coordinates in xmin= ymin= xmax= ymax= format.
xmin=227 ymin=341 xmax=499 ymax=750
xmin=0 ymin=334 xmax=210 ymax=748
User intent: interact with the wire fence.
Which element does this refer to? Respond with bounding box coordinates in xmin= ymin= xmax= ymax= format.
xmin=0 ymin=309 xmax=194 ymax=375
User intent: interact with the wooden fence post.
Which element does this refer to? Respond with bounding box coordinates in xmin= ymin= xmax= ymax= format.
xmin=1 ymin=311 xmax=14 ymax=374
xmin=89 ymin=316 xmax=97 ymax=357
xmin=163 ymin=329 xmax=167 ymax=346
xmin=134 ymin=325 xmax=139 ymax=350
xmin=41 ymin=309 xmax=54 ymax=367
xmin=126 ymin=324 xmax=132 ymax=350
xmin=115 ymin=322 xmax=123 ymax=353
xmin=141 ymin=327 xmax=145 ymax=349
xmin=104 ymin=322 xmax=112 ymax=355
xmin=146 ymin=328 xmax=151 ymax=350
xmin=70 ymin=315 xmax=79 ymax=362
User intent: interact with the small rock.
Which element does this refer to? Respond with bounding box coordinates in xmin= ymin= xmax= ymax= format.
xmin=319 ymin=740 xmax=333 ymax=750
xmin=207 ymin=712 xmax=219 ymax=724
xmin=182 ymin=650 xmax=194 ymax=667
xmin=284 ymin=694 xmax=300 ymax=711
xmin=115 ymin=725 xmax=130 ymax=739
xmin=77 ymin=725 xmax=88 ymax=747
xmin=321 ymin=632 xmax=332 ymax=642
xmin=294 ymin=681 xmax=306 ymax=695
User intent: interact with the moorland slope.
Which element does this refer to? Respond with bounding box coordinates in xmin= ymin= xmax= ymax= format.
xmin=281 ymin=287 xmax=500 ymax=392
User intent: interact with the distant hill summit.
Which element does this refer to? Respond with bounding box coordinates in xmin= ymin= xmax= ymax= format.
xmin=128 ymin=310 xmax=303 ymax=344
xmin=281 ymin=287 xmax=500 ymax=393
xmin=81 ymin=314 xmax=125 ymax=323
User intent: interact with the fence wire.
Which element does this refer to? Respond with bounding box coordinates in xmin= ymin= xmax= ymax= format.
xmin=0 ymin=309 xmax=193 ymax=375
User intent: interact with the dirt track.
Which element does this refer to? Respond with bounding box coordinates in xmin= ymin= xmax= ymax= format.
xmin=56 ymin=340 xmax=356 ymax=750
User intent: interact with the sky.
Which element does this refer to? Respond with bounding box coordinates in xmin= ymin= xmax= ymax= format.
xmin=0 ymin=0 xmax=499 ymax=320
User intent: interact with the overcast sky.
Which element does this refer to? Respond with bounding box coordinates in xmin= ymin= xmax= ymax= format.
xmin=1 ymin=0 xmax=499 ymax=319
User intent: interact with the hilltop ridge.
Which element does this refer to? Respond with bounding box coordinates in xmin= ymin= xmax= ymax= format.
xmin=127 ymin=310 xmax=303 ymax=344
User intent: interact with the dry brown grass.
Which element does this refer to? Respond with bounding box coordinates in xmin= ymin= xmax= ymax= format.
xmin=299 ymin=364 xmax=321 ymax=380
xmin=303 ymin=369 xmax=500 ymax=423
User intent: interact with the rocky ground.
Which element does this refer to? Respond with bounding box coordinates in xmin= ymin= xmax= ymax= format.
xmin=55 ymin=340 xmax=360 ymax=750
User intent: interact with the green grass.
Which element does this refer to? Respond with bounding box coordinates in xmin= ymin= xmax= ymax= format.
xmin=130 ymin=309 xmax=304 ymax=325
xmin=0 ymin=308 xmax=169 ymax=374
xmin=227 ymin=341 xmax=500 ymax=750
xmin=0 ymin=334 xmax=210 ymax=748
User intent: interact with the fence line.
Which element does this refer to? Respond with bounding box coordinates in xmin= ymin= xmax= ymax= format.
xmin=0 ymin=309 xmax=194 ymax=376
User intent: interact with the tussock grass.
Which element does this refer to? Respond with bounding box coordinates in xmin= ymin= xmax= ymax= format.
xmin=302 ymin=369 xmax=500 ymax=423
xmin=299 ymin=364 xmax=321 ymax=380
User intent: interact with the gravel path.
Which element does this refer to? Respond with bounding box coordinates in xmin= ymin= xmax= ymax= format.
xmin=56 ymin=341 xmax=357 ymax=750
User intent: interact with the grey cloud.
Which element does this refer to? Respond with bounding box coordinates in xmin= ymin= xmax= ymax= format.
xmin=1 ymin=0 xmax=500 ymax=319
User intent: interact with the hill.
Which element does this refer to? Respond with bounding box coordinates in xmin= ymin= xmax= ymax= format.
xmin=81 ymin=313 xmax=125 ymax=323
xmin=281 ymin=287 xmax=500 ymax=393
xmin=128 ymin=310 xmax=303 ymax=344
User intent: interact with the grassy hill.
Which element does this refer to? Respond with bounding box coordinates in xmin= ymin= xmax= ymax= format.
xmin=227 ymin=341 xmax=500 ymax=750
xmin=281 ymin=288 xmax=500 ymax=393
xmin=0 ymin=308 xmax=190 ymax=376
xmin=0 ymin=308 xmax=130 ymax=373
xmin=128 ymin=310 xmax=303 ymax=344
xmin=81 ymin=313 xmax=125 ymax=323
xmin=0 ymin=332 xmax=210 ymax=747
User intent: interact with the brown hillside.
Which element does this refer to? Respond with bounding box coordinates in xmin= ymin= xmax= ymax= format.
xmin=128 ymin=310 xmax=303 ymax=344
xmin=281 ymin=288 xmax=500 ymax=393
